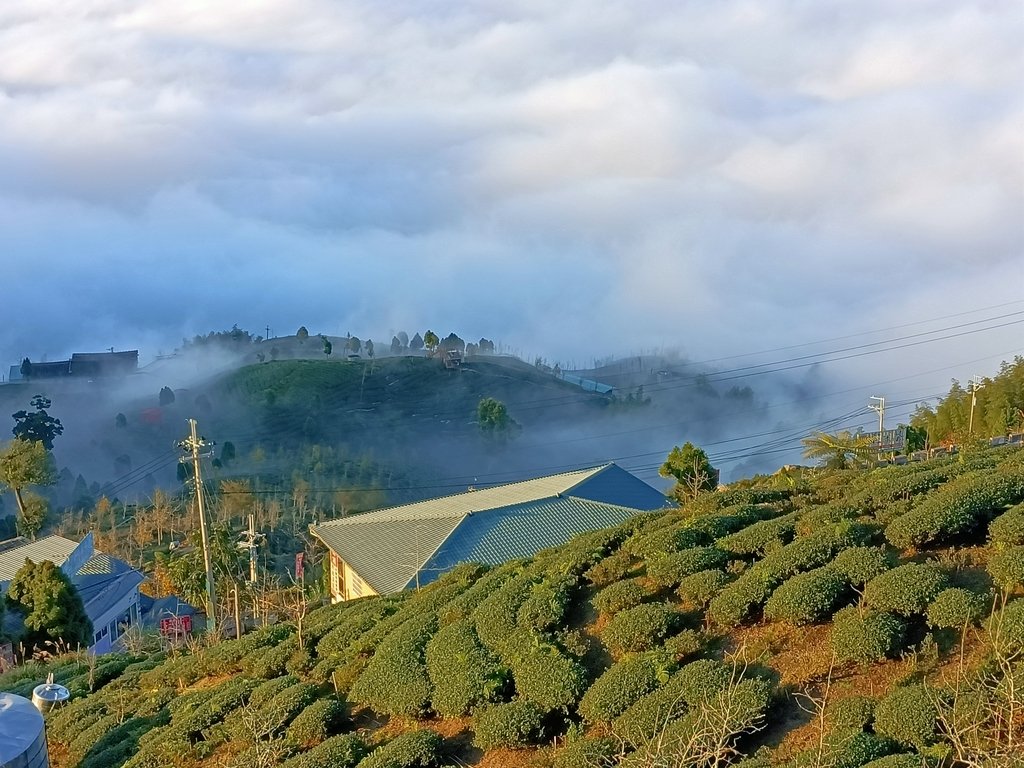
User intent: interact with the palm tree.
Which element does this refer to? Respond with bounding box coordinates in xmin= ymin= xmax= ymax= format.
xmin=801 ymin=430 xmax=877 ymax=469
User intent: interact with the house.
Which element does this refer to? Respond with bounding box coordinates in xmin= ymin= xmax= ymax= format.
xmin=311 ymin=463 xmax=668 ymax=603
xmin=0 ymin=533 xmax=145 ymax=654
xmin=140 ymin=594 xmax=198 ymax=640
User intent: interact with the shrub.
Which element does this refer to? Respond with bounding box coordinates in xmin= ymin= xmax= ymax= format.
xmin=357 ymin=729 xmax=443 ymax=768
xmin=243 ymin=640 xmax=294 ymax=679
xmin=263 ymin=682 xmax=320 ymax=734
xmin=988 ymin=597 xmax=1024 ymax=652
xmin=281 ymin=733 xmax=368 ymax=768
xmin=553 ymin=736 xmax=618 ymax=768
xmin=425 ymin=620 xmax=507 ymax=718
xmin=831 ymin=547 xmax=890 ymax=585
xmin=663 ymin=629 xmax=705 ymax=661
xmin=645 ymin=547 xmax=729 ymax=588
xmin=716 ymin=514 xmax=797 ymax=556
xmin=349 ymin=613 xmax=436 ymax=718
xmin=677 ymin=569 xmax=730 ymax=607
xmin=796 ymin=504 xmax=862 ymax=536
xmin=859 ymin=756 xmax=924 ymax=768
xmin=674 ymin=658 xmax=733 ymax=706
xmin=585 ymin=550 xmax=635 ymax=587
xmin=509 ymin=641 xmax=587 ymax=710
xmin=613 ymin=673 xmax=689 ymax=746
xmin=472 ymin=700 xmax=544 ymax=750
xmin=578 ymin=651 xmax=673 ymax=722
xmin=989 ymin=504 xmax=1024 ymax=545
xmin=864 ymin=563 xmax=948 ymax=616
xmin=873 ymin=685 xmax=937 ymax=749
xmin=593 ymin=578 xmax=654 ymax=615
xmin=825 ymin=730 xmax=899 ymax=768
xmin=472 ymin=574 xmax=534 ymax=652
xmin=926 ymin=588 xmax=986 ymax=629
xmin=287 ymin=697 xmax=347 ymax=746
xmin=987 ymin=546 xmax=1024 ymax=589
xmin=517 ymin=574 xmax=576 ymax=632
xmin=600 ymin=603 xmax=682 ymax=655
xmin=827 ymin=695 xmax=876 ymax=731
xmin=831 ymin=607 xmax=906 ymax=664
xmin=764 ymin=566 xmax=849 ymax=625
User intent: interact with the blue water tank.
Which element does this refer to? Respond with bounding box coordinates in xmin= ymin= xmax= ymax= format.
xmin=0 ymin=693 xmax=49 ymax=768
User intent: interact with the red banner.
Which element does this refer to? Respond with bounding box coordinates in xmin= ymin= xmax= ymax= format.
xmin=295 ymin=552 xmax=305 ymax=580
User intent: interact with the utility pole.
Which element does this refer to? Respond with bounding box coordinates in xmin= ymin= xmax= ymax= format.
xmin=179 ymin=419 xmax=217 ymax=634
xmin=869 ymin=396 xmax=886 ymax=459
xmin=237 ymin=513 xmax=265 ymax=620
xmin=968 ymin=375 xmax=984 ymax=435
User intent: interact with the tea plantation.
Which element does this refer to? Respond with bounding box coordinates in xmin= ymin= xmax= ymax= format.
xmin=3 ymin=445 xmax=1023 ymax=767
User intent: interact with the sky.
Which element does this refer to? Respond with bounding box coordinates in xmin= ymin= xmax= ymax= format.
xmin=1 ymin=1 xmax=1022 ymax=410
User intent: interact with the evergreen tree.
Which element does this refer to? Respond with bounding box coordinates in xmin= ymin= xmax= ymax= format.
xmin=7 ymin=559 xmax=93 ymax=651
xmin=12 ymin=394 xmax=63 ymax=450
xmin=660 ymin=442 xmax=718 ymax=502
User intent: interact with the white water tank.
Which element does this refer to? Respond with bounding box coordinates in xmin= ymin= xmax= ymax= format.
xmin=0 ymin=693 xmax=49 ymax=768
xmin=31 ymin=682 xmax=69 ymax=714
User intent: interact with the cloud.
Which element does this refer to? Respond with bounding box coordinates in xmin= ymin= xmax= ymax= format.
xmin=0 ymin=0 xmax=1020 ymax=395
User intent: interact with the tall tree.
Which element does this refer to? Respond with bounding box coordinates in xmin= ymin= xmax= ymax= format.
xmin=320 ymin=335 xmax=333 ymax=357
xmin=7 ymin=559 xmax=93 ymax=651
xmin=12 ymin=394 xmax=63 ymax=450
xmin=20 ymin=358 xmax=32 ymax=379
xmin=477 ymin=397 xmax=517 ymax=441
xmin=0 ymin=438 xmax=57 ymax=519
xmin=660 ymin=442 xmax=718 ymax=502
xmin=15 ymin=493 xmax=48 ymax=540
xmin=296 ymin=326 xmax=309 ymax=341
xmin=365 ymin=339 xmax=375 ymax=358
xmin=800 ymin=430 xmax=876 ymax=469
xmin=409 ymin=333 xmax=424 ymax=351
xmin=423 ymin=330 xmax=440 ymax=354
xmin=158 ymin=386 xmax=175 ymax=406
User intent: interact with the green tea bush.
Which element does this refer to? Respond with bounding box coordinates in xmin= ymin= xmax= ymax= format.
xmin=873 ymin=684 xmax=937 ymax=749
xmin=989 ymin=598 xmax=1024 ymax=651
xmin=716 ymin=514 xmax=797 ymax=556
xmin=280 ymin=733 xmax=368 ymax=768
xmin=764 ymin=566 xmax=849 ymax=625
xmin=831 ymin=547 xmax=890 ymax=585
xmin=472 ymin=573 xmax=534 ymax=652
xmin=437 ymin=564 xmax=517 ymax=625
xmin=517 ymin=574 xmax=577 ymax=632
xmin=287 ymin=697 xmax=347 ymax=745
xmin=663 ymin=628 xmax=705 ymax=661
xmin=864 ymin=563 xmax=948 ymax=616
xmin=827 ymin=695 xmax=876 ymax=731
xmin=612 ymin=672 xmax=690 ymax=746
xmin=674 ymin=658 xmax=733 ymax=706
xmin=585 ymin=549 xmax=635 ymax=587
xmin=316 ymin=601 xmax=398 ymax=659
xmin=472 ymin=700 xmax=544 ymax=750
xmin=263 ymin=682 xmax=320 ymax=733
xmin=858 ymin=756 xmax=924 ymax=768
xmin=677 ymin=569 xmax=730 ymax=607
xmin=357 ymin=729 xmax=443 ymax=768
xmin=645 ymin=547 xmax=730 ymax=588
xmin=249 ymin=675 xmax=300 ymax=708
xmin=509 ymin=640 xmax=587 ymax=710
xmin=600 ymin=603 xmax=683 ymax=655
xmin=987 ymin=546 xmax=1024 ymax=589
xmin=796 ymin=504 xmax=862 ymax=536
xmin=831 ymin=607 xmax=906 ymax=664
xmin=989 ymin=503 xmax=1024 ymax=545
xmin=349 ymin=613 xmax=436 ymax=718
xmin=926 ymin=587 xmax=986 ymax=628
xmin=243 ymin=639 xmax=294 ymax=679
xmin=553 ymin=736 xmax=618 ymax=768
xmin=578 ymin=651 xmax=673 ymax=722
xmin=593 ymin=578 xmax=654 ymax=615
xmin=824 ymin=730 xmax=899 ymax=768
xmin=425 ymin=619 xmax=507 ymax=717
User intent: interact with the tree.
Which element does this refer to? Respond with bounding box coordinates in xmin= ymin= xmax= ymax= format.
xmin=6 ymin=558 xmax=93 ymax=651
xmin=410 ymin=333 xmax=424 ymax=352
xmin=391 ymin=336 xmax=402 ymax=355
xmin=365 ymin=339 xmax=375 ymax=358
xmin=12 ymin=394 xmax=63 ymax=450
xmin=660 ymin=442 xmax=718 ymax=502
xmin=320 ymin=334 xmax=332 ymax=357
xmin=158 ymin=386 xmax=175 ymax=406
xmin=423 ymin=330 xmax=440 ymax=354
xmin=15 ymin=493 xmax=48 ymax=540
xmin=296 ymin=326 xmax=309 ymax=342
xmin=479 ymin=338 xmax=495 ymax=354
xmin=20 ymin=358 xmax=32 ymax=379
xmin=441 ymin=333 xmax=465 ymax=353
xmin=220 ymin=441 xmax=236 ymax=466
xmin=115 ymin=412 xmax=127 ymax=429
xmin=346 ymin=336 xmax=361 ymax=355
xmin=0 ymin=438 xmax=57 ymax=519
xmin=800 ymin=430 xmax=877 ymax=469
xmin=477 ymin=397 xmax=515 ymax=438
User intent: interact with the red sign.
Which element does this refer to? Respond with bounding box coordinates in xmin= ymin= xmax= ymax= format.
xmin=159 ymin=616 xmax=192 ymax=636
xmin=295 ymin=552 xmax=305 ymax=580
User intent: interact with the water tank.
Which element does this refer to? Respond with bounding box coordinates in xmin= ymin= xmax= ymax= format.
xmin=0 ymin=693 xmax=49 ymax=768
xmin=31 ymin=682 xmax=70 ymax=714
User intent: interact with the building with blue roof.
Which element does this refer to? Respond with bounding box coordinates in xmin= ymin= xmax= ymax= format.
xmin=311 ymin=463 xmax=668 ymax=602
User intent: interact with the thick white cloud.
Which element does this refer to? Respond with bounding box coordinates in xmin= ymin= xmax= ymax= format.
xmin=0 ymin=0 xmax=1021 ymax=392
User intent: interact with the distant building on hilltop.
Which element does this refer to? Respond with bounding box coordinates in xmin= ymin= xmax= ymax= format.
xmin=311 ymin=463 xmax=668 ymax=603
xmin=7 ymin=350 xmax=138 ymax=383
xmin=0 ymin=533 xmax=144 ymax=654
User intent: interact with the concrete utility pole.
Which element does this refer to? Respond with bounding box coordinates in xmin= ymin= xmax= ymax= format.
xmin=179 ymin=419 xmax=217 ymax=633
xmin=869 ymin=396 xmax=886 ymax=458
xmin=969 ymin=375 xmax=984 ymax=435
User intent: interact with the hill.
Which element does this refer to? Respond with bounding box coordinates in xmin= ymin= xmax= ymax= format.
xmin=2 ymin=442 xmax=1022 ymax=768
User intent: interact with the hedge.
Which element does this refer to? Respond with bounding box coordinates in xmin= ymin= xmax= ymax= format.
xmin=280 ymin=735 xmax=370 ymax=768
xmin=764 ymin=566 xmax=849 ymax=625
xmin=424 ymin=619 xmax=507 ymax=717
xmin=508 ymin=640 xmax=588 ymax=711
xmin=349 ymin=613 xmax=436 ymax=718
xmin=286 ymin=697 xmax=348 ymax=746
xmin=357 ymin=729 xmax=443 ymax=768
xmin=826 ymin=695 xmax=876 ymax=731
xmin=517 ymin=574 xmax=577 ymax=633
xmin=831 ymin=547 xmax=890 ymax=585
xmin=864 ymin=563 xmax=948 ymax=616
xmin=593 ymin=578 xmax=655 ymax=615
xmin=553 ymin=736 xmax=618 ymax=768
xmin=645 ymin=547 xmax=730 ymax=588
xmin=578 ymin=651 xmax=673 ymax=722
xmin=859 ymin=756 xmax=925 ymax=768
xmin=926 ymin=588 xmax=986 ymax=629
xmin=989 ymin=503 xmax=1024 ymax=545
xmin=716 ymin=514 xmax=797 ymax=556
xmin=600 ymin=603 xmax=683 ymax=655
xmin=677 ymin=569 xmax=731 ymax=607
xmin=472 ymin=573 xmax=535 ymax=652
xmin=988 ymin=597 xmax=1024 ymax=652
xmin=831 ymin=607 xmax=906 ymax=664
xmin=471 ymin=700 xmax=545 ymax=750
xmin=873 ymin=685 xmax=937 ymax=749
xmin=825 ymin=730 xmax=899 ymax=768
xmin=987 ymin=546 xmax=1024 ymax=589
xmin=585 ymin=550 xmax=635 ymax=587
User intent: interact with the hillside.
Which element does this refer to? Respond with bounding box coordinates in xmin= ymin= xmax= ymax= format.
xmin=2 ymin=442 xmax=1023 ymax=768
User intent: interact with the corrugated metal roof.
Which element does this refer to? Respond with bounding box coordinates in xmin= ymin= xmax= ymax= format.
xmin=311 ymin=464 xmax=660 ymax=596
xmin=0 ymin=535 xmax=79 ymax=585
